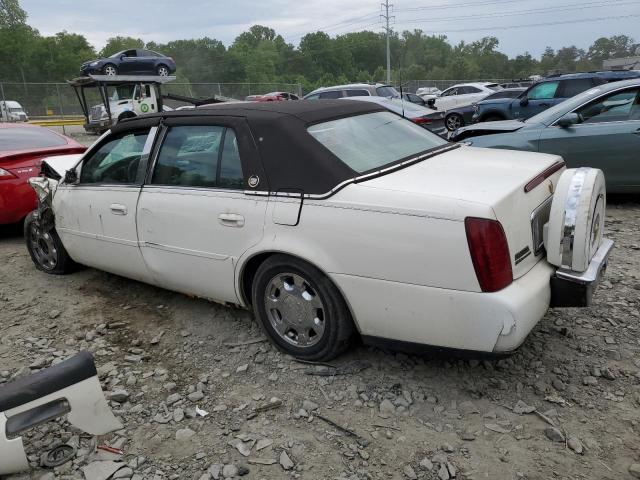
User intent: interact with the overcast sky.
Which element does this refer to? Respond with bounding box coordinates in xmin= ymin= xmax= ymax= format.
xmin=20 ymin=0 xmax=640 ymax=58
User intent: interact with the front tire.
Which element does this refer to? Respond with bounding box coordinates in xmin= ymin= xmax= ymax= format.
xmin=103 ymin=64 xmax=118 ymax=76
xmin=252 ymin=255 xmax=354 ymax=361
xmin=156 ymin=65 xmax=170 ymax=76
xmin=445 ymin=113 xmax=464 ymax=131
xmin=24 ymin=211 xmax=77 ymax=275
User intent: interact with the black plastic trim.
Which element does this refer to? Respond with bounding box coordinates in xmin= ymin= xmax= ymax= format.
xmin=361 ymin=335 xmax=511 ymax=359
xmin=0 ymin=351 xmax=96 ymax=412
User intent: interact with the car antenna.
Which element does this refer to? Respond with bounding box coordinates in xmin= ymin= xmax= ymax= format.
xmin=398 ymin=61 xmax=405 ymax=119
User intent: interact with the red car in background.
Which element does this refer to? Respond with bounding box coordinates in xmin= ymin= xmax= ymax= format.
xmin=0 ymin=123 xmax=86 ymax=225
xmin=245 ymin=92 xmax=300 ymax=102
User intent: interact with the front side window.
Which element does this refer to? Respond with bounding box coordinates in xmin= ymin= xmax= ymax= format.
xmin=305 ymin=94 xmax=320 ymax=100
xmin=442 ymin=88 xmax=458 ymax=97
xmin=308 ymin=111 xmax=447 ymax=173
xmin=80 ymin=130 xmax=150 ymax=184
xmin=152 ymin=125 xmax=243 ymax=189
xmin=577 ymin=88 xmax=640 ymax=124
xmin=527 ymin=81 xmax=559 ymax=100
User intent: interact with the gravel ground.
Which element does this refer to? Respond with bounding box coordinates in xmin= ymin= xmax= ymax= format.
xmin=0 ymin=192 xmax=639 ymax=480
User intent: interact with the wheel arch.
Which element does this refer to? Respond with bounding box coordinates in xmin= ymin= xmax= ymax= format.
xmin=236 ymin=250 xmax=362 ymax=334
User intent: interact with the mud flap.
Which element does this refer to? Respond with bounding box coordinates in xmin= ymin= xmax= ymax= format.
xmin=0 ymin=351 xmax=122 ymax=475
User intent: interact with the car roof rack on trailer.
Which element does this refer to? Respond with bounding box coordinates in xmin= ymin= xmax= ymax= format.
xmin=67 ymin=75 xmax=226 ymax=132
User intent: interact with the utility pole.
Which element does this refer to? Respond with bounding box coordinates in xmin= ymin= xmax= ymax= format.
xmin=381 ymin=0 xmax=393 ymax=84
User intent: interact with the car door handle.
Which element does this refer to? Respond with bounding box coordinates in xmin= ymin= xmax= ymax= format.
xmin=110 ymin=204 xmax=127 ymax=215
xmin=218 ymin=213 xmax=245 ymax=227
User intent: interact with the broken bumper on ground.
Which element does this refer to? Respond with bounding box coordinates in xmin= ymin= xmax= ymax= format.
xmin=0 ymin=351 xmax=122 ymax=475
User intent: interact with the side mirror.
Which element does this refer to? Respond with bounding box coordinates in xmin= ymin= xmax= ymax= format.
xmin=557 ymin=112 xmax=580 ymax=128
xmin=520 ymin=97 xmax=529 ymax=107
xmin=120 ymin=54 xmax=126 ymax=60
xmin=64 ymin=169 xmax=78 ymax=184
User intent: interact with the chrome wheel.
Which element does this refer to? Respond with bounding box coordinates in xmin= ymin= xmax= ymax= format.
xmin=446 ymin=114 xmax=463 ymax=131
xmin=157 ymin=66 xmax=169 ymax=76
xmin=28 ymin=223 xmax=58 ymax=271
xmin=264 ymin=273 xmax=325 ymax=348
xmin=104 ymin=65 xmax=117 ymax=76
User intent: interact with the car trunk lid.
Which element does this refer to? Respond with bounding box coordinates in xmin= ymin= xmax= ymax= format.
xmin=358 ymin=145 xmax=564 ymax=280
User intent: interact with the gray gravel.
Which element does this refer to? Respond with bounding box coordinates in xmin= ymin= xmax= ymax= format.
xmin=0 ymin=198 xmax=639 ymax=479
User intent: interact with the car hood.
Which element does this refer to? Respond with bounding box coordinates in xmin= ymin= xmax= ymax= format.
xmin=451 ymin=119 xmax=540 ymax=141
xmin=41 ymin=153 xmax=83 ymax=178
xmin=477 ymin=97 xmax=513 ymax=106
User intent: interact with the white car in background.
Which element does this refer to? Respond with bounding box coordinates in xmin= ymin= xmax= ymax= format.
xmin=416 ymin=86 xmax=442 ymax=100
xmin=25 ymin=101 xmax=611 ymax=361
xmin=433 ymin=82 xmax=502 ymax=111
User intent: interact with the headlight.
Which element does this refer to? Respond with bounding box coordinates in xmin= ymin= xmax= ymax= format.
xmin=100 ymin=110 xmax=109 ymax=119
xmin=90 ymin=61 xmax=99 ymax=66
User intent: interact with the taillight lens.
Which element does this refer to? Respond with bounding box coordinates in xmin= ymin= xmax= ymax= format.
xmin=0 ymin=167 xmax=16 ymax=179
xmin=465 ymin=217 xmax=513 ymax=292
xmin=412 ymin=116 xmax=432 ymax=125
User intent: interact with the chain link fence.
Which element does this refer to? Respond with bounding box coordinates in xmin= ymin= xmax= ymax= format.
xmin=0 ymin=82 xmax=303 ymax=120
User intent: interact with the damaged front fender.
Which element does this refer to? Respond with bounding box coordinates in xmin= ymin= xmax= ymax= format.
xmin=0 ymin=351 xmax=122 ymax=475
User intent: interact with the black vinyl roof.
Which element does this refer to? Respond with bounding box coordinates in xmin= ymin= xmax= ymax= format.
xmin=115 ymin=100 xmax=388 ymax=195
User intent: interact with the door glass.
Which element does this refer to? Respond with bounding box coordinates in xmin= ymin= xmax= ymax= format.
xmin=345 ymin=90 xmax=369 ymax=97
xmin=527 ymin=81 xmax=559 ymax=100
xmin=318 ymin=90 xmax=343 ymax=99
xmin=80 ymin=130 xmax=150 ymax=184
xmin=561 ymin=79 xmax=594 ymax=98
xmin=218 ymin=130 xmax=244 ymax=189
xmin=577 ymin=89 xmax=640 ymax=124
xmin=152 ymin=125 xmax=224 ymax=187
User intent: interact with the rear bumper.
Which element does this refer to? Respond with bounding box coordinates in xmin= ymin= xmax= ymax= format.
xmin=0 ymin=181 xmax=37 ymax=225
xmin=550 ymin=238 xmax=613 ymax=307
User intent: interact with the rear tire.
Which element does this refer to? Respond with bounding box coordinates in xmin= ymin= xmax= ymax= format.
xmin=24 ymin=211 xmax=77 ymax=275
xmin=156 ymin=65 xmax=170 ymax=76
xmin=251 ymin=255 xmax=354 ymax=361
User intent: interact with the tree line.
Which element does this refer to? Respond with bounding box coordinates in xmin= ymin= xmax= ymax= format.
xmin=0 ymin=0 xmax=637 ymax=94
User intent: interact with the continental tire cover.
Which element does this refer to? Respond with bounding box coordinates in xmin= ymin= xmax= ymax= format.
xmin=545 ymin=168 xmax=606 ymax=272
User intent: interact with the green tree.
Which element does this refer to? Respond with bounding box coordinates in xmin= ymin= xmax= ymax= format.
xmin=99 ymin=36 xmax=144 ymax=57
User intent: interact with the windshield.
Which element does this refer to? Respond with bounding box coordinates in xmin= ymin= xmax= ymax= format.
xmin=486 ymin=83 xmax=502 ymax=91
xmin=525 ymin=86 xmax=604 ymax=125
xmin=307 ymin=111 xmax=447 ymax=173
xmin=376 ymin=86 xmax=400 ymax=98
xmin=110 ymin=85 xmax=135 ymax=101
xmin=0 ymin=127 xmax=67 ymax=151
xmin=9 ymin=107 xmax=23 ymax=112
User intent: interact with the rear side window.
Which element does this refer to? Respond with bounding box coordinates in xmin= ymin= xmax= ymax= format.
xmin=308 ymin=111 xmax=447 ymax=173
xmin=319 ymin=90 xmax=343 ymax=99
xmin=376 ymin=86 xmax=400 ymax=97
xmin=560 ymin=78 xmax=596 ymax=98
xmin=464 ymin=86 xmax=482 ymax=94
xmin=0 ymin=127 xmax=67 ymax=151
xmin=345 ymin=89 xmax=369 ymax=97
xmin=527 ymin=81 xmax=559 ymax=100
xmin=152 ymin=125 xmax=243 ymax=189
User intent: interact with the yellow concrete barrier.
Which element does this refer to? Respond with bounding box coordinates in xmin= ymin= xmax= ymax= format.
xmin=28 ymin=118 xmax=85 ymax=126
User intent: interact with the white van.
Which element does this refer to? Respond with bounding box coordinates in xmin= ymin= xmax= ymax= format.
xmin=0 ymin=100 xmax=28 ymax=122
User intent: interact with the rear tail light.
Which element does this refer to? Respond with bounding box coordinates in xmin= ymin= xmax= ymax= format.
xmin=0 ymin=167 xmax=17 ymax=179
xmin=465 ymin=217 xmax=513 ymax=292
xmin=524 ymin=160 xmax=565 ymax=193
xmin=412 ymin=116 xmax=432 ymax=125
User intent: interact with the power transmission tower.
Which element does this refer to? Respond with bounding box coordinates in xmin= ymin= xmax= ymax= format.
xmin=381 ymin=0 xmax=394 ymax=84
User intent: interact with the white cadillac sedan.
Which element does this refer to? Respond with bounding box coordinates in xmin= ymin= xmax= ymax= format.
xmin=26 ymin=100 xmax=612 ymax=360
